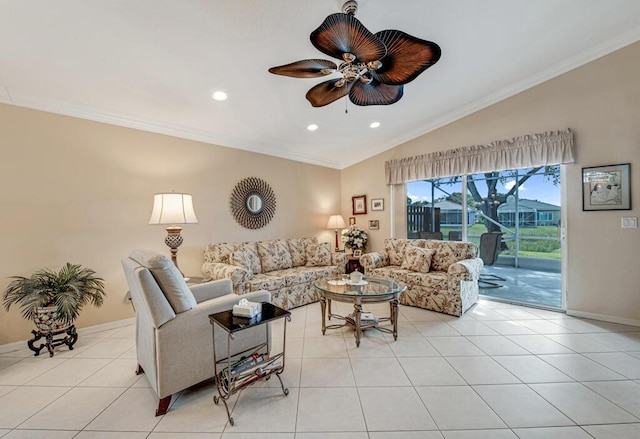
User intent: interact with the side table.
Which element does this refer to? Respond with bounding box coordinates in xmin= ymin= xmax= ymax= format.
xmin=346 ymin=256 xmax=363 ymax=274
xmin=209 ymin=303 xmax=291 ymax=426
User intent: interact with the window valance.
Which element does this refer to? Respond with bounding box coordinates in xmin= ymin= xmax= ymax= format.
xmin=385 ymin=129 xmax=574 ymax=185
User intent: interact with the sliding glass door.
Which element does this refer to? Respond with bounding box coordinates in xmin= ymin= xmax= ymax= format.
xmin=407 ymin=165 xmax=563 ymax=309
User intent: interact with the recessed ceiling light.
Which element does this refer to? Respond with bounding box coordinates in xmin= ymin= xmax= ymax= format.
xmin=307 ymin=124 xmax=318 ymax=131
xmin=370 ymin=121 xmax=381 ymax=128
xmin=212 ymin=91 xmax=227 ymax=101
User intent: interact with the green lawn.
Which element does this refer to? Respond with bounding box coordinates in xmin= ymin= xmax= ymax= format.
xmin=439 ymin=224 xmax=562 ymax=260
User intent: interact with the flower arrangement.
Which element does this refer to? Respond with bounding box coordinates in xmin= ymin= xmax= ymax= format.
xmin=341 ymin=225 xmax=368 ymax=251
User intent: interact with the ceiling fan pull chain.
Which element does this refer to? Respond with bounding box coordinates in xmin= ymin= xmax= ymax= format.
xmin=345 ymin=97 xmax=349 ymax=114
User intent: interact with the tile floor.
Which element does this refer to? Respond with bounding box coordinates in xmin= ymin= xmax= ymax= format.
xmin=1 ymin=299 xmax=640 ymax=438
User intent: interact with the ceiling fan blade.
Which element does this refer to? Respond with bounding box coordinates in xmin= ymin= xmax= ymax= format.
xmin=310 ymin=13 xmax=386 ymax=63
xmin=306 ymin=78 xmax=353 ymax=107
xmin=349 ymin=80 xmax=403 ymax=106
xmin=268 ymin=59 xmax=337 ymax=78
xmin=371 ymin=30 xmax=441 ymax=85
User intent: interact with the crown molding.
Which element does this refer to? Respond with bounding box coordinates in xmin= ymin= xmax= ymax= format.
xmin=3 ymin=95 xmax=344 ymax=169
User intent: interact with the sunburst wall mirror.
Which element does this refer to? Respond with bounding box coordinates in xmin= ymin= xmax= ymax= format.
xmin=230 ymin=177 xmax=277 ymax=229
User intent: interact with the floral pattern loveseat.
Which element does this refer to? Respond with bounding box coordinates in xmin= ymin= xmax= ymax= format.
xmin=360 ymin=238 xmax=483 ymax=316
xmin=202 ymin=238 xmax=346 ymax=310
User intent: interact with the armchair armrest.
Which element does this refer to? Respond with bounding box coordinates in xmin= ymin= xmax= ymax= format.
xmin=448 ymin=257 xmax=484 ymax=294
xmin=190 ymin=279 xmax=233 ymax=303
xmin=360 ymin=251 xmax=390 ymax=274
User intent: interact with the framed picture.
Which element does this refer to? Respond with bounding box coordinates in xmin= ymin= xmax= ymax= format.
xmin=352 ymin=249 xmax=362 ymax=257
xmin=582 ymin=163 xmax=631 ymax=211
xmin=352 ymin=195 xmax=367 ymax=215
xmin=371 ymin=198 xmax=384 ymax=211
xmin=349 ymin=216 xmax=356 ymax=225
xmin=368 ymin=219 xmax=379 ymax=230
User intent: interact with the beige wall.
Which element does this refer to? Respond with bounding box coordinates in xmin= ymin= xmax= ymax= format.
xmin=342 ymin=41 xmax=640 ymax=324
xmin=0 ymin=105 xmax=341 ymax=344
xmin=2 ymin=42 xmax=639 ymax=346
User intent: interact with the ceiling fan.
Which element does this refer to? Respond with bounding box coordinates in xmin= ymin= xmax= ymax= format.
xmin=268 ymin=0 xmax=441 ymax=108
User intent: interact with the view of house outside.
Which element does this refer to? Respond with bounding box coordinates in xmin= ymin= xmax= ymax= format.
xmin=407 ymin=166 xmax=561 ymax=260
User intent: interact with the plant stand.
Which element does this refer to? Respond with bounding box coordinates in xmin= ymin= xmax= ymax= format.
xmin=27 ymin=325 xmax=78 ymax=357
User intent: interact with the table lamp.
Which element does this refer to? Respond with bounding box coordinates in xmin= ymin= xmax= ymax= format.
xmin=148 ymin=192 xmax=198 ymax=270
xmin=327 ymin=214 xmax=346 ymax=252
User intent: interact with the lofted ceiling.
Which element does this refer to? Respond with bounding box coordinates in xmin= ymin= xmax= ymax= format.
xmin=1 ymin=0 xmax=639 ymax=169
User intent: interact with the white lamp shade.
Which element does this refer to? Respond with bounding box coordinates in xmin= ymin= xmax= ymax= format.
xmin=148 ymin=193 xmax=198 ymax=225
xmin=327 ymin=214 xmax=346 ymax=229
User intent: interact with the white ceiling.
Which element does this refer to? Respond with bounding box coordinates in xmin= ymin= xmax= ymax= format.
xmin=1 ymin=0 xmax=639 ymax=169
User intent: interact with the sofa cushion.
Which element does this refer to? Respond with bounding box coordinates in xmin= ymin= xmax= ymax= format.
xmin=401 ymin=246 xmax=436 ymax=273
xmin=248 ymin=273 xmax=286 ymax=291
xmin=305 ymin=242 xmax=332 ymax=266
xmin=267 ymin=268 xmax=316 ymax=286
xmin=384 ymin=238 xmax=410 ymax=266
xmin=204 ymin=242 xmax=240 ymax=263
xmin=238 ymin=242 xmax=262 ymax=274
xmin=226 ymin=250 xmax=254 ymax=275
xmin=257 ymin=239 xmax=293 ymax=272
xmin=424 ymin=241 xmax=478 ymax=272
xmin=129 ymin=249 xmax=196 ymax=313
xmin=288 ymin=237 xmax=318 ymax=267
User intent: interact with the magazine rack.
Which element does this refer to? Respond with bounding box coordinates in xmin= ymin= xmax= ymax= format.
xmin=208 ymin=302 xmax=290 ymax=426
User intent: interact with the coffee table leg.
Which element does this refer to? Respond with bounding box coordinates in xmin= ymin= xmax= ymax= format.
xmin=320 ymin=297 xmax=327 ymax=335
xmin=391 ymin=299 xmax=399 ymax=340
xmin=354 ymin=303 xmax=362 ymax=347
xmin=328 ymin=299 xmax=332 ymax=320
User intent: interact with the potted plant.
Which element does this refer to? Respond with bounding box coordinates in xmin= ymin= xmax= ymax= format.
xmin=3 ymin=263 xmax=106 ymax=356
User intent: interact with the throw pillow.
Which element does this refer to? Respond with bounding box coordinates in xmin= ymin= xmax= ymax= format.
xmin=257 ymin=239 xmax=293 ymax=272
xmin=238 ymin=242 xmax=261 ymax=274
xmin=226 ymin=250 xmax=254 ymax=276
xmin=384 ymin=239 xmax=409 ymax=266
xmin=130 ymin=249 xmax=197 ymax=313
xmin=401 ymin=246 xmax=436 ymax=273
xmin=306 ymin=242 xmax=332 ymax=266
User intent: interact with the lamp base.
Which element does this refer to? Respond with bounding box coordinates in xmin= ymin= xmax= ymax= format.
xmin=334 ymin=229 xmax=340 ymax=252
xmin=164 ymin=226 xmax=183 ymax=272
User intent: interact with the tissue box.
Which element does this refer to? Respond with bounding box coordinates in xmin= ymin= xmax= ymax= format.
xmin=232 ymin=300 xmax=262 ymax=318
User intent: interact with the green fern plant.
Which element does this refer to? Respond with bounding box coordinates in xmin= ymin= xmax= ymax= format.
xmin=3 ymin=263 xmax=106 ymax=325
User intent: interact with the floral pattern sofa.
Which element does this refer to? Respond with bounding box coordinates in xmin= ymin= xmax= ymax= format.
xmin=360 ymin=238 xmax=483 ymax=316
xmin=202 ymin=238 xmax=346 ymax=310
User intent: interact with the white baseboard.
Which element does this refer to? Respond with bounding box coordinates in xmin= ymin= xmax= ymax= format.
xmin=0 ymin=317 xmax=136 ymax=355
xmin=566 ymin=309 xmax=640 ymax=328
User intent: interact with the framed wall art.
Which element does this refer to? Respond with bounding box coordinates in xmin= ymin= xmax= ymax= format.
xmin=371 ymin=198 xmax=384 ymax=211
xmin=352 ymin=195 xmax=367 ymax=215
xmin=368 ymin=220 xmax=379 ymax=230
xmin=582 ymin=163 xmax=631 ymax=211
xmin=349 ymin=216 xmax=356 ymax=225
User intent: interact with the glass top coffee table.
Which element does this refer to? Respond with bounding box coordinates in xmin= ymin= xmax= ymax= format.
xmin=314 ymin=276 xmax=407 ymax=347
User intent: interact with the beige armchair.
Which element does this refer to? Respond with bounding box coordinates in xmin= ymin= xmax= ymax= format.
xmin=122 ymin=250 xmax=271 ymax=416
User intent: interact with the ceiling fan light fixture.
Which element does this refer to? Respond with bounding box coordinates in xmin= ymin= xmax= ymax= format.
xmin=307 ymin=124 xmax=319 ymax=131
xmin=367 ymin=60 xmax=382 ymax=71
xmin=359 ymin=73 xmax=373 ymax=84
xmin=370 ymin=121 xmax=380 ymax=128
xmin=268 ymin=0 xmax=440 ymax=108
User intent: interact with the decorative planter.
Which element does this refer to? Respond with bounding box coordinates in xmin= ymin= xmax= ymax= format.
xmin=33 ymin=305 xmax=71 ymax=333
xmin=28 ymin=305 xmax=77 ymax=357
